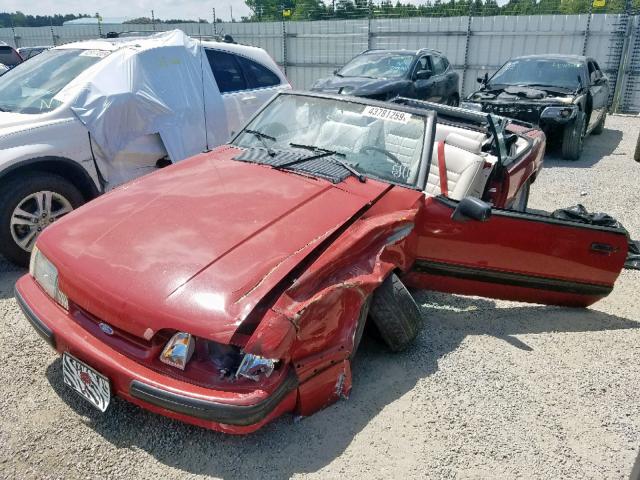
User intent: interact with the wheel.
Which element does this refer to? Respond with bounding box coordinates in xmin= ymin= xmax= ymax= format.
xmin=561 ymin=111 xmax=586 ymax=160
xmin=446 ymin=94 xmax=460 ymax=107
xmin=592 ymin=111 xmax=606 ymax=135
xmin=369 ymin=273 xmax=422 ymax=352
xmin=0 ymin=173 xmax=84 ymax=266
xmin=511 ymin=179 xmax=530 ymax=212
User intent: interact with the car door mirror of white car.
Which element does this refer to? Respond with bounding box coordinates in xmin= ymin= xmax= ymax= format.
xmin=451 ymin=197 xmax=492 ymax=223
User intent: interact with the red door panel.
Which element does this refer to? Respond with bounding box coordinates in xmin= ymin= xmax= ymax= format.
xmin=404 ymin=196 xmax=629 ymax=307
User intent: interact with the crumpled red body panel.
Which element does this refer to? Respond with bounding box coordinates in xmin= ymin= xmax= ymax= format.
xmin=244 ymin=206 xmax=419 ymax=417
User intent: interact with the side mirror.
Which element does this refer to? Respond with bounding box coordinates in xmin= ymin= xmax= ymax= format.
xmin=451 ymin=197 xmax=492 ymax=223
xmin=333 ymin=69 xmax=339 ymax=75
xmin=477 ymin=72 xmax=489 ymax=85
xmin=415 ymin=69 xmax=432 ymax=80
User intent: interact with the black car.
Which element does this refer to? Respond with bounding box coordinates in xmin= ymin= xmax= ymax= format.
xmin=465 ymin=54 xmax=609 ymax=160
xmin=0 ymin=44 xmax=23 ymax=74
xmin=311 ymin=49 xmax=460 ymax=105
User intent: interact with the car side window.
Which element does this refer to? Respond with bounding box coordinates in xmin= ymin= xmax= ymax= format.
xmin=236 ymin=56 xmax=281 ymax=89
xmin=431 ymin=56 xmax=446 ymax=75
xmin=414 ymin=56 xmax=431 ymax=76
xmin=205 ymin=49 xmax=247 ymax=94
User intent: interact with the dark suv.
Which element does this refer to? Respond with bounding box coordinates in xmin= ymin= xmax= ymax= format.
xmin=311 ymin=49 xmax=460 ymax=105
xmin=464 ymin=55 xmax=609 ymax=160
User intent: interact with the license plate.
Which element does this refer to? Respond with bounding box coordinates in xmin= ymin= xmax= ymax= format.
xmin=62 ymin=353 xmax=111 ymax=412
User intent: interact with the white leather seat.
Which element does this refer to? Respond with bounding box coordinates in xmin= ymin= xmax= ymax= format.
xmin=434 ymin=124 xmax=487 ymax=143
xmin=425 ymin=132 xmax=487 ymax=201
xmin=315 ymin=113 xmax=382 ymax=153
xmin=384 ymin=121 xmax=424 ymax=180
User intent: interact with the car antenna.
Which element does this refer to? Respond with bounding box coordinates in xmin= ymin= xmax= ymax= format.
xmin=196 ymin=29 xmax=210 ymax=152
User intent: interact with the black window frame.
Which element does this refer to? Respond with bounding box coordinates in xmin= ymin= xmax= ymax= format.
xmin=236 ymin=55 xmax=281 ymax=90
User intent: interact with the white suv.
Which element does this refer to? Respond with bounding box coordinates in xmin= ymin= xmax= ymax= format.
xmin=0 ymin=32 xmax=290 ymax=265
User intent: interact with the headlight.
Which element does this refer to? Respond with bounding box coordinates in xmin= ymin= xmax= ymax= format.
xmin=236 ymin=354 xmax=278 ymax=381
xmin=158 ymin=334 xmax=278 ymax=381
xmin=160 ymin=332 xmax=195 ymax=370
xmin=540 ymin=105 xmax=577 ymax=121
xmin=29 ymin=246 xmax=68 ymax=310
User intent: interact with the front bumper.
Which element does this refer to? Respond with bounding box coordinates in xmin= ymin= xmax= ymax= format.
xmin=15 ymin=276 xmax=298 ymax=434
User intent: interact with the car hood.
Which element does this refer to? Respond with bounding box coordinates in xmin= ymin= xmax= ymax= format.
xmin=468 ymin=85 xmax=575 ymax=104
xmin=311 ymin=75 xmax=410 ymax=96
xmin=40 ymin=146 xmax=391 ymax=344
xmin=0 ymin=110 xmax=74 ymax=139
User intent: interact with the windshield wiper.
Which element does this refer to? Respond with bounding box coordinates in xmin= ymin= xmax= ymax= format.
xmin=246 ymin=129 xmax=276 ymax=157
xmin=288 ymin=143 xmax=366 ymax=182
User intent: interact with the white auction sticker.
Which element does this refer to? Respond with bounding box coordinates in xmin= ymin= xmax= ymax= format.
xmin=362 ymin=105 xmax=412 ymax=124
xmin=79 ymin=49 xmax=110 ymax=58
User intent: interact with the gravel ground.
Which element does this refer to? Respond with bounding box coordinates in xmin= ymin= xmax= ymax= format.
xmin=1 ymin=115 xmax=639 ymax=480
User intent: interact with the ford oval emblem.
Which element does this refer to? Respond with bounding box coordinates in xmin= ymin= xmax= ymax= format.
xmin=99 ymin=322 xmax=114 ymax=335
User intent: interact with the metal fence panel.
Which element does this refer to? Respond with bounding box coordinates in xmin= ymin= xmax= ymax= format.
xmin=1 ymin=14 xmax=638 ymax=112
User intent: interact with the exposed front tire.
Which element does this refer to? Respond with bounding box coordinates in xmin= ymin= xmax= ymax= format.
xmin=0 ymin=173 xmax=84 ymax=266
xmin=592 ymin=111 xmax=606 ymax=135
xmin=369 ymin=273 xmax=422 ymax=352
xmin=561 ymin=111 xmax=586 ymax=161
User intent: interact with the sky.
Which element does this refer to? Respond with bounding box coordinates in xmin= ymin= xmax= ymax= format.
xmin=2 ymin=0 xmax=254 ymax=22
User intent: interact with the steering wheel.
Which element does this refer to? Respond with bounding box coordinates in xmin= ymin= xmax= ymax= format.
xmin=360 ymin=145 xmax=402 ymax=166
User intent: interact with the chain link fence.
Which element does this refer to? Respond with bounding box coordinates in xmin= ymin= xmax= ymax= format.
xmin=1 ymin=1 xmax=640 ymax=112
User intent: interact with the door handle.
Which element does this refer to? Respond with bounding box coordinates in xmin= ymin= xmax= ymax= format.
xmin=241 ymin=95 xmax=257 ymax=102
xmin=590 ymin=243 xmax=619 ymax=255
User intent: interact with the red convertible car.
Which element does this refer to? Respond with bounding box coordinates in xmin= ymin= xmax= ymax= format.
xmin=15 ymin=92 xmax=636 ymax=434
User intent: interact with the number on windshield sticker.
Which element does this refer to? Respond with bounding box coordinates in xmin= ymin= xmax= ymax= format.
xmin=362 ymin=106 xmax=412 ymax=124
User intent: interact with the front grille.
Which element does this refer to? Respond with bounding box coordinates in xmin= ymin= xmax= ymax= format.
xmin=483 ymin=104 xmax=544 ymax=123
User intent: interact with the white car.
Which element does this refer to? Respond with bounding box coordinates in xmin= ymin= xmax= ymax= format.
xmin=0 ymin=31 xmax=290 ymax=265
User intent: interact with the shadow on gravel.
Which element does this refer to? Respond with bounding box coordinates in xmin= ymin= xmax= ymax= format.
xmin=544 ymin=127 xmax=623 ymax=169
xmin=43 ymin=291 xmax=640 ymax=480
xmin=0 ymin=257 xmax=24 ymax=300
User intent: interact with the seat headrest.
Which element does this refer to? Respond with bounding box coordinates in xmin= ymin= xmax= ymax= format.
xmin=445 ymin=132 xmax=483 ymax=155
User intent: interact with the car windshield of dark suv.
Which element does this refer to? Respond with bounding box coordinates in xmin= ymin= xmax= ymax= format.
xmin=338 ymin=52 xmax=415 ymax=80
xmin=0 ymin=48 xmax=107 ymax=114
xmin=233 ymin=94 xmax=428 ymax=188
xmin=489 ymin=58 xmax=583 ymax=90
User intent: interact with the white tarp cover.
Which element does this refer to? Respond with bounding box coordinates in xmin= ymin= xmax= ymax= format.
xmin=65 ymin=30 xmax=225 ymax=165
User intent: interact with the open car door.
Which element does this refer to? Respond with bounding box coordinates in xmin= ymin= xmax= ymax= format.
xmin=404 ymin=196 xmax=631 ymax=307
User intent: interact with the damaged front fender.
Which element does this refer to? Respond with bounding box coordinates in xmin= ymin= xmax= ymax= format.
xmin=243 ymin=207 xmax=419 ymax=416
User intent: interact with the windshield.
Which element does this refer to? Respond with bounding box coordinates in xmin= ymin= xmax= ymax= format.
xmin=232 ymin=94 xmax=427 ymax=188
xmin=489 ymin=58 xmax=583 ymax=90
xmin=0 ymin=49 xmax=106 ymax=114
xmin=338 ymin=52 xmax=414 ymax=80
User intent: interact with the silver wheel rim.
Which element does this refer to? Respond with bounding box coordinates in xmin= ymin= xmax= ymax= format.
xmin=10 ymin=191 xmax=73 ymax=252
